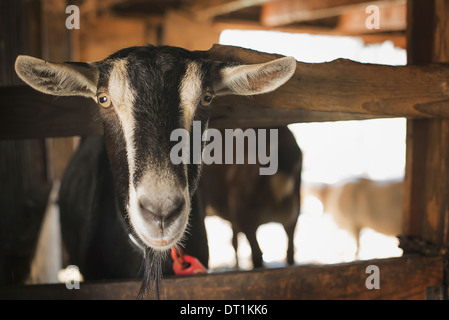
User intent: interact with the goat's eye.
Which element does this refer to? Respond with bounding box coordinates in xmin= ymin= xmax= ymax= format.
xmin=98 ymin=93 xmax=111 ymax=108
xmin=201 ymin=92 xmax=214 ymax=107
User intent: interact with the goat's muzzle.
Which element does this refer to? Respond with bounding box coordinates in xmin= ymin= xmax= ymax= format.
xmin=129 ymin=180 xmax=190 ymax=251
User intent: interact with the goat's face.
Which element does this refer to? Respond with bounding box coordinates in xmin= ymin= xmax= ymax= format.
xmin=15 ymin=45 xmax=296 ymax=252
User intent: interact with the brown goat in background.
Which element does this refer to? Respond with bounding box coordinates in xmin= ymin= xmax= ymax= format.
xmin=199 ymin=126 xmax=302 ymax=268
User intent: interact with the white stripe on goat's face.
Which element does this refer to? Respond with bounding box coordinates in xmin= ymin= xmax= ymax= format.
xmin=107 ymin=58 xmax=137 ymax=188
xmin=180 ymin=61 xmax=204 ymax=132
xmin=103 ymin=58 xmax=187 ymax=250
xmin=14 ymin=45 xmax=297 ymax=254
xmin=102 ymin=54 xmax=205 ymax=251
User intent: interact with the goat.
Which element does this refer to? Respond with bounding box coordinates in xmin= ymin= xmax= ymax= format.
xmin=305 ymin=177 xmax=403 ymax=258
xmin=15 ymin=45 xmax=296 ymax=298
xmin=200 ymin=126 xmax=302 ymax=268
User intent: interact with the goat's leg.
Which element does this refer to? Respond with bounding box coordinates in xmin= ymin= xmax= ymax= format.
xmin=283 ymin=222 xmax=297 ymax=265
xmin=231 ymin=228 xmax=239 ymax=269
xmin=243 ymin=229 xmax=263 ymax=269
xmin=354 ymin=227 xmax=362 ymax=260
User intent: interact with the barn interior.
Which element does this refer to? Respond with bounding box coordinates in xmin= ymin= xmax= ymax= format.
xmin=0 ymin=0 xmax=448 ymax=300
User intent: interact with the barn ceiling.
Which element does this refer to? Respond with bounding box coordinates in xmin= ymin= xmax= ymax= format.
xmin=64 ymin=0 xmax=406 ymax=61
xmin=74 ymin=0 xmax=406 ymax=34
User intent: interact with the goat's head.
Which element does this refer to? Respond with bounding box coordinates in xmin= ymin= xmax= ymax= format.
xmin=15 ymin=45 xmax=295 ymax=255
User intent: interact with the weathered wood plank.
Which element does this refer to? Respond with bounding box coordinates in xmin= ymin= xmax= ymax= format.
xmin=0 ymin=255 xmax=443 ymax=300
xmin=0 ymin=0 xmax=52 ymax=286
xmin=209 ymin=104 xmax=388 ymax=128
xmin=162 ymin=255 xmax=444 ymax=300
xmin=163 ymin=11 xmax=222 ymax=51
xmin=77 ymin=16 xmax=147 ymax=62
xmin=207 ymin=44 xmax=449 ymax=119
xmin=213 ymin=20 xmax=407 ymax=49
xmin=189 ymin=0 xmax=272 ymax=22
xmin=0 ymin=85 xmax=383 ymax=139
xmin=5 ymin=43 xmax=449 ymax=139
xmin=402 ymin=0 xmax=449 ymax=249
xmin=337 ymin=3 xmax=406 ymax=34
xmin=0 ymin=86 xmax=102 ymax=139
xmin=260 ymin=0 xmax=405 ymax=27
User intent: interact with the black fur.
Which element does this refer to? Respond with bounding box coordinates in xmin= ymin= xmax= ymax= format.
xmin=60 ymin=45 xmax=216 ymax=299
xmin=59 ymin=136 xmax=142 ymax=279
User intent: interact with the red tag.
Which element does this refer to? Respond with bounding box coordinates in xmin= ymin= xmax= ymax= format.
xmin=171 ymin=247 xmax=207 ymax=275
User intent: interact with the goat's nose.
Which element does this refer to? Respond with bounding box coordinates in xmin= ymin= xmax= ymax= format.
xmin=138 ymin=194 xmax=185 ymax=228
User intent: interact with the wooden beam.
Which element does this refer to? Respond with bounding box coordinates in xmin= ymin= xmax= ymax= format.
xmin=207 ymin=44 xmax=449 ymax=119
xmin=0 ymin=85 xmax=384 ymax=140
xmin=0 ymin=86 xmax=102 ymax=140
xmin=0 ymin=0 xmax=51 ymax=286
xmin=40 ymin=0 xmax=80 ymax=182
xmin=214 ymin=20 xmax=406 ymax=49
xmin=5 ymin=44 xmax=449 ymax=139
xmin=0 ymin=256 xmax=444 ymax=299
xmin=78 ymin=0 xmax=129 ymax=18
xmin=164 ymin=10 xmax=406 ymax=51
xmin=261 ymin=0 xmax=405 ymax=27
xmin=209 ymin=104 xmax=388 ymax=129
xmin=403 ymin=0 xmax=449 ymax=250
xmin=189 ymin=0 xmax=272 ymax=22
xmin=337 ymin=3 xmax=406 ymax=34
xmin=162 ymin=11 xmax=222 ymax=51
xmin=77 ymin=16 xmax=147 ymax=62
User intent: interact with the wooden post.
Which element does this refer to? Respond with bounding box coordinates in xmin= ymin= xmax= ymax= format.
xmin=40 ymin=0 xmax=78 ymax=182
xmin=0 ymin=0 xmax=51 ymax=285
xmin=162 ymin=11 xmax=221 ymax=50
xmin=0 ymin=256 xmax=444 ymax=300
xmin=403 ymin=0 xmax=449 ymax=249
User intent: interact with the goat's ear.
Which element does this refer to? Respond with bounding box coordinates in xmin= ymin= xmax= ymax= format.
xmin=15 ymin=55 xmax=99 ymax=99
xmin=214 ymin=56 xmax=296 ymax=96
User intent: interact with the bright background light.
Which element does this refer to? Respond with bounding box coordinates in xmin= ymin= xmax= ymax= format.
xmin=206 ymin=30 xmax=406 ymax=271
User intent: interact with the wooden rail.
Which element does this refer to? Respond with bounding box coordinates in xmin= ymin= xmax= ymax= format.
xmin=3 ymin=44 xmax=449 ymax=138
xmin=208 ymin=44 xmax=449 ymax=119
xmin=0 ymin=255 xmax=444 ymax=300
xmin=0 ymin=85 xmax=380 ymax=139
xmin=0 ymin=86 xmax=102 ymax=139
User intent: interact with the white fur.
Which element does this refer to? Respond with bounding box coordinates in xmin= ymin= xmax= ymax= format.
xmin=179 ymin=61 xmax=204 ymax=131
xmin=108 ymin=59 xmax=138 ymax=214
xmin=15 ymin=55 xmax=98 ymax=98
xmin=217 ymin=56 xmax=296 ymax=96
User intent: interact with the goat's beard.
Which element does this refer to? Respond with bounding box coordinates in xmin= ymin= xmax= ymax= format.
xmin=137 ymin=247 xmax=167 ymax=299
